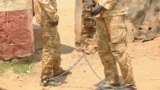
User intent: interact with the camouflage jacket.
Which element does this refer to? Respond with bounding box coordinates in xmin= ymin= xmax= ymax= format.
xmin=34 ymin=0 xmax=59 ymax=24
xmin=94 ymin=0 xmax=129 ymax=17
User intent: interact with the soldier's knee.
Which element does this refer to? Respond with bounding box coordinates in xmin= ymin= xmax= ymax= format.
xmin=111 ymin=42 xmax=127 ymax=55
xmin=119 ymin=52 xmax=132 ymax=66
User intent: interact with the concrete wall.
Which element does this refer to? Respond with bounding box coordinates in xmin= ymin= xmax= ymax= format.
xmin=0 ymin=0 xmax=34 ymax=60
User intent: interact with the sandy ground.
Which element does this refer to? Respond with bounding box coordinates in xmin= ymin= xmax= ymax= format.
xmin=0 ymin=0 xmax=160 ymax=90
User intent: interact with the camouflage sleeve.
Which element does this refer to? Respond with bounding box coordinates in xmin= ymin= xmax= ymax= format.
xmin=38 ymin=0 xmax=59 ymax=22
xmin=34 ymin=0 xmax=42 ymax=23
xmin=98 ymin=0 xmax=116 ymax=10
xmin=92 ymin=0 xmax=98 ymax=4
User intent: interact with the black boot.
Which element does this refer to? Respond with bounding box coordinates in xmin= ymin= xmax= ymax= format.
xmin=41 ymin=77 xmax=50 ymax=86
xmin=41 ymin=77 xmax=57 ymax=86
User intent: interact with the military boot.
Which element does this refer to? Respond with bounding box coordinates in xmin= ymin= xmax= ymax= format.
xmin=96 ymin=83 xmax=115 ymax=90
xmin=41 ymin=70 xmax=71 ymax=86
xmin=123 ymin=84 xmax=137 ymax=90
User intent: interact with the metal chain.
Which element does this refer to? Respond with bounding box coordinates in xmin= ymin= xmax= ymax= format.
xmin=52 ymin=53 xmax=102 ymax=81
xmin=49 ymin=52 xmax=103 ymax=89
xmin=83 ymin=53 xmax=102 ymax=81
xmin=51 ymin=53 xmax=85 ymax=80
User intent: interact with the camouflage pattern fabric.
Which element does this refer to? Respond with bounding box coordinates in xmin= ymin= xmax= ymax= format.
xmin=34 ymin=0 xmax=63 ymax=80
xmin=75 ymin=0 xmax=97 ymax=54
xmin=95 ymin=0 xmax=135 ymax=86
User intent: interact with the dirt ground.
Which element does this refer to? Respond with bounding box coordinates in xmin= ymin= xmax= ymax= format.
xmin=0 ymin=0 xmax=160 ymax=90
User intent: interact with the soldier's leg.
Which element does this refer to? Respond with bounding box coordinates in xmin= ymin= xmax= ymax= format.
xmin=80 ymin=27 xmax=97 ymax=54
xmin=51 ymin=26 xmax=63 ymax=77
xmin=75 ymin=0 xmax=97 ymax=54
xmin=109 ymin=15 xmax=135 ymax=86
xmin=81 ymin=2 xmax=97 ymax=54
xmin=41 ymin=23 xmax=63 ymax=81
xmin=96 ymin=17 xmax=119 ymax=85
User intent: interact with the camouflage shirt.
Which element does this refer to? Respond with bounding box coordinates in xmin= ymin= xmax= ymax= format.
xmin=34 ymin=0 xmax=59 ymax=24
xmin=95 ymin=0 xmax=128 ymax=17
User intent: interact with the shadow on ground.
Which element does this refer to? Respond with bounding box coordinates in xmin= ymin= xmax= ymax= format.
xmin=33 ymin=24 xmax=74 ymax=55
xmin=0 ymin=87 xmax=6 ymax=90
xmin=53 ymin=71 xmax=72 ymax=86
xmin=61 ymin=44 xmax=74 ymax=54
xmin=31 ymin=44 xmax=74 ymax=62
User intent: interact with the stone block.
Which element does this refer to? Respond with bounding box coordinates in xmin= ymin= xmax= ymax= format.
xmin=0 ymin=0 xmax=34 ymax=60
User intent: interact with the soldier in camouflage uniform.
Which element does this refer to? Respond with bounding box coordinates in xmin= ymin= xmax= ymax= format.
xmin=89 ymin=0 xmax=137 ymax=90
xmin=75 ymin=0 xmax=97 ymax=54
xmin=34 ymin=0 xmax=67 ymax=86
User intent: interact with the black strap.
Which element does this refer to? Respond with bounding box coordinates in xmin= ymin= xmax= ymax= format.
xmin=91 ymin=5 xmax=104 ymax=16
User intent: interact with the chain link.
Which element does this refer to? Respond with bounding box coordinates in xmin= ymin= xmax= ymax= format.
xmin=49 ymin=52 xmax=103 ymax=89
xmin=51 ymin=53 xmax=85 ymax=80
xmin=52 ymin=53 xmax=102 ymax=80
xmin=83 ymin=54 xmax=103 ymax=81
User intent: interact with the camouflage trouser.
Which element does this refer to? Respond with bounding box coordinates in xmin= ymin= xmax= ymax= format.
xmin=96 ymin=15 xmax=135 ymax=85
xmin=34 ymin=0 xmax=63 ymax=80
xmin=75 ymin=0 xmax=97 ymax=54
xmin=41 ymin=23 xmax=63 ymax=79
xmin=75 ymin=24 xmax=97 ymax=54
